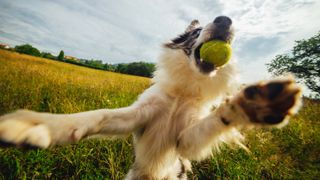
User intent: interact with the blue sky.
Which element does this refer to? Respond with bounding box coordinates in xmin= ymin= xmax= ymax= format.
xmin=0 ymin=0 xmax=319 ymax=83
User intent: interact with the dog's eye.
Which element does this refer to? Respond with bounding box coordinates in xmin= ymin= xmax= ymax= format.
xmin=191 ymin=28 xmax=202 ymax=37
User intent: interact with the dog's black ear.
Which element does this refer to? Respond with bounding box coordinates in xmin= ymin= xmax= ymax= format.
xmin=185 ymin=19 xmax=200 ymax=33
xmin=164 ymin=20 xmax=202 ymax=53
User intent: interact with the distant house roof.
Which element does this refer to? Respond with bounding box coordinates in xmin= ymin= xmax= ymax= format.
xmin=65 ymin=55 xmax=79 ymax=61
xmin=0 ymin=43 xmax=10 ymax=49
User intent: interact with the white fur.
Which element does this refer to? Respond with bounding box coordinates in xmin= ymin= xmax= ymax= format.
xmin=0 ymin=21 xmax=302 ymax=179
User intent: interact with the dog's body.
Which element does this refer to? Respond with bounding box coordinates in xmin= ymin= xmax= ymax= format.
xmin=0 ymin=17 xmax=302 ymax=179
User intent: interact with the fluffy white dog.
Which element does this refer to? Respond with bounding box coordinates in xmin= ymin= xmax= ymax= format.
xmin=0 ymin=16 xmax=302 ymax=179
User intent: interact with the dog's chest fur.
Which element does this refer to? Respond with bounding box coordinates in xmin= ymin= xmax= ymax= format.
xmin=131 ymin=96 xmax=201 ymax=178
xmin=129 ymin=49 xmax=238 ymax=177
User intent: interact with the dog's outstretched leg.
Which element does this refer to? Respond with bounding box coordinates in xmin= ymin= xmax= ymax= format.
xmin=177 ymin=78 xmax=302 ymax=160
xmin=0 ymin=94 xmax=162 ymax=148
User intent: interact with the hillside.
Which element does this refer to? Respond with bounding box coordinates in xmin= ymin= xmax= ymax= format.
xmin=0 ymin=49 xmax=319 ymax=179
xmin=0 ymin=49 xmax=150 ymax=114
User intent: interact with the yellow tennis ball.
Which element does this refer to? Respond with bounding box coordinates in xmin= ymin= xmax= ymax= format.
xmin=200 ymin=40 xmax=232 ymax=67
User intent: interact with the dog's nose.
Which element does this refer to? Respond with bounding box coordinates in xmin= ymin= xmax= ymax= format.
xmin=213 ymin=16 xmax=232 ymax=28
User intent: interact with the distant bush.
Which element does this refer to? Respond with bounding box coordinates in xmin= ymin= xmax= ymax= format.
xmin=41 ymin=52 xmax=56 ymax=60
xmin=11 ymin=43 xmax=155 ymax=78
xmin=15 ymin=44 xmax=41 ymax=57
xmin=103 ymin=63 xmax=116 ymax=72
xmin=116 ymin=62 xmax=155 ymax=77
xmin=84 ymin=60 xmax=104 ymax=69
xmin=77 ymin=60 xmax=155 ymax=78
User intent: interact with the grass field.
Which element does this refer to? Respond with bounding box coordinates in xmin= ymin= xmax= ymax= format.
xmin=0 ymin=49 xmax=319 ymax=179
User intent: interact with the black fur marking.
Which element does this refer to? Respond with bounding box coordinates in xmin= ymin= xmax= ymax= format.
xmin=20 ymin=143 xmax=40 ymax=150
xmin=164 ymin=28 xmax=202 ymax=56
xmin=183 ymin=48 xmax=192 ymax=56
xmin=172 ymin=28 xmax=202 ymax=44
xmin=0 ymin=139 xmax=15 ymax=147
xmin=172 ymin=31 xmax=191 ymax=44
xmin=176 ymin=139 xmax=180 ymax=148
xmin=194 ymin=43 xmax=202 ymax=62
xmin=0 ymin=139 xmax=40 ymax=150
xmin=135 ymin=127 xmax=146 ymax=139
xmin=177 ymin=159 xmax=186 ymax=179
xmin=263 ymin=115 xmax=285 ymax=124
xmin=221 ymin=117 xmax=230 ymax=125
xmin=198 ymin=60 xmax=215 ymax=73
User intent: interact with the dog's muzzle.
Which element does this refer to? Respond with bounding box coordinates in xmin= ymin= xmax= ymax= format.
xmin=195 ymin=16 xmax=233 ymax=74
xmin=212 ymin=16 xmax=232 ymax=42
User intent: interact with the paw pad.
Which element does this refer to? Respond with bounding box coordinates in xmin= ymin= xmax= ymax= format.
xmin=239 ymin=78 xmax=301 ymax=126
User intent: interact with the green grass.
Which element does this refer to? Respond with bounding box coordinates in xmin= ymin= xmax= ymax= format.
xmin=0 ymin=49 xmax=319 ymax=179
xmin=191 ymin=99 xmax=320 ymax=179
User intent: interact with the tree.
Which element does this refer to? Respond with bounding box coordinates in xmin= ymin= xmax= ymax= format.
xmin=103 ymin=63 xmax=116 ymax=71
xmin=267 ymin=32 xmax=320 ymax=98
xmin=14 ymin=44 xmax=41 ymax=57
xmin=41 ymin=52 xmax=56 ymax=60
xmin=115 ymin=63 xmax=128 ymax=74
xmin=57 ymin=50 xmax=64 ymax=61
xmin=127 ymin=62 xmax=155 ymax=77
xmin=115 ymin=62 xmax=155 ymax=77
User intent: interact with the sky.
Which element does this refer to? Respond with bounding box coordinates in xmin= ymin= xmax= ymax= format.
xmin=0 ymin=0 xmax=319 ymax=83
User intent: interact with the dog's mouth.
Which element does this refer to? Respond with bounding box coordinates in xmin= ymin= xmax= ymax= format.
xmin=194 ymin=43 xmax=202 ymax=63
xmin=194 ymin=43 xmax=215 ymax=73
xmin=194 ymin=16 xmax=233 ymax=74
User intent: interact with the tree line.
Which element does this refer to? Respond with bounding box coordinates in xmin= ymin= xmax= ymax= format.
xmin=2 ymin=44 xmax=155 ymax=78
xmin=1 ymin=30 xmax=319 ymax=98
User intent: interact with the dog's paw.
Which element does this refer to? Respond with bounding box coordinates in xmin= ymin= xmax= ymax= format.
xmin=0 ymin=110 xmax=51 ymax=149
xmin=235 ymin=78 xmax=302 ymax=127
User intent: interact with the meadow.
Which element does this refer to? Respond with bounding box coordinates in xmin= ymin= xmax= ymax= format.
xmin=0 ymin=49 xmax=319 ymax=179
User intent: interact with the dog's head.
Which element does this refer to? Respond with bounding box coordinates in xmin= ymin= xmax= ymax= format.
xmin=164 ymin=16 xmax=234 ymax=74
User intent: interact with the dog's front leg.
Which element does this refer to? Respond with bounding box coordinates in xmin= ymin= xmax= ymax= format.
xmin=177 ymin=78 xmax=302 ymax=160
xmin=0 ymin=95 xmax=161 ymax=149
xmin=176 ymin=108 xmax=235 ymax=160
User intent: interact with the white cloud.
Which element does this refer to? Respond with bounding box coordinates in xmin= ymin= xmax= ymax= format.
xmin=219 ymin=0 xmax=320 ymax=83
xmin=0 ymin=0 xmax=226 ymax=62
